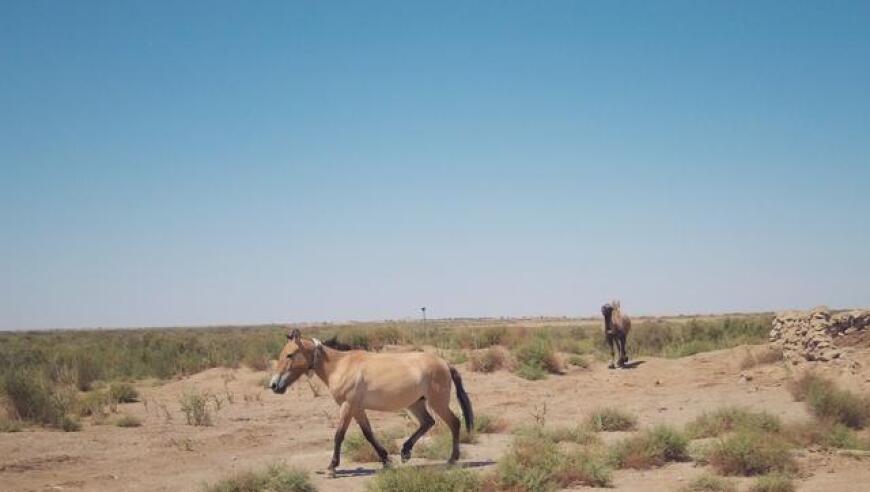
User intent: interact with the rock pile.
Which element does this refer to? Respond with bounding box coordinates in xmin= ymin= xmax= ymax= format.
xmin=770 ymin=307 xmax=870 ymax=363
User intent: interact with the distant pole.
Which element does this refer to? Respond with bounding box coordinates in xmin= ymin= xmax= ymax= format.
xmin=421 ymin=307 xmax=427 ymax=339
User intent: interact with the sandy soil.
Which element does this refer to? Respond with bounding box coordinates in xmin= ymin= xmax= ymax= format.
xmin=2 ymin=344 xmax=870 ymax=492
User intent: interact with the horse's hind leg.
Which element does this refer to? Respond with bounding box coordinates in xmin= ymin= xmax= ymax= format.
xmin=428 ymin=393 xmax=461 ymax=464
xmin=354 ymin=409 xmax=391 ymax=467
xmin=401 ymin=398 xmax=435 ymax=462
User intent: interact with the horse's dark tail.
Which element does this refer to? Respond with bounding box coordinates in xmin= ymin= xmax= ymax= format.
xmin=449 ymin=366 xmax=473 ymax=433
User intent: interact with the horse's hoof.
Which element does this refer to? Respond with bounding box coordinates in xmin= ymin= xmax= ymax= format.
xmin=608 ymin=364 xmax=615 ymax=369
xmin=326 ymin=469 xmax=337 ymax=479
xmin=401 ymin=452 xmax=411 ymax=463
xmin=382 ymin=458 xmax=392 ymax=469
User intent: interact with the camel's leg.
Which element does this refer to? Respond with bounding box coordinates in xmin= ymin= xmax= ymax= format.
xmin=401 ymin=398 xmax=436 ymax=462
xmin=607 ymin=333 xmax=616 ymax=369
xmin=328 ymin=401 xmax=353 ymax=475
xmin=619 ymin=333 xmax=629 ymax=366
xmin=428 ymin=395 xmax=461 ymax=464
xmin=354 ymin=409 xmax=391 ymax=467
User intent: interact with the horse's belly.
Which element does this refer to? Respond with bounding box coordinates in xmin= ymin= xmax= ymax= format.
xmin=357 ymin=368 xmax=425 ymax=411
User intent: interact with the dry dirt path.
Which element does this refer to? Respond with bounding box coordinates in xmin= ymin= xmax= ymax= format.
xmin=2 ymin=344 xmax=869 ymax=491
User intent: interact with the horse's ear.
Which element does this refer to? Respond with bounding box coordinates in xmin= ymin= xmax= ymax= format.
xmin=287 ymin=328 xmax=301 ymax=341
xmin=311 ymin=338 xmax=324 ymax=368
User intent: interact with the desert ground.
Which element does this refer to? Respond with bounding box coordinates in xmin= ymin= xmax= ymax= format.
xmin=2 ymin=330 xmax=870 ymax=492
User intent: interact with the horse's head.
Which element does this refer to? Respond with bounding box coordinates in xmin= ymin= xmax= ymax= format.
xmin=601 ymin=303 xmax=613 ymax=318
xmin=269 ymin=328 xmax=323 ymax=394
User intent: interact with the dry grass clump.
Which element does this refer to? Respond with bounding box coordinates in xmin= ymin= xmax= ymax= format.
xmin=342 ymin=428 xmax=402 ymax=462
xmin=788 ymin=372 xmax=870 ymax=429
xmin=116 ymin=414 xmax=142 ymax=427
xmin=108 ymin=382 xmax=139 ymax=403
xmin=588 ymin=407 xmax=638 ymax=432
xmin=474 ymin=413 xmax=509 ymax=434
xmin=0 ymin=418 xmax=23 ymax=432
xmin=202 ymin=463 xmax=315 ymax=492
xmin=367 ymin=466 xmax=479 ymax=492
xmin=739 ymin=348 xmax=784 ymax=370
xmin=545 ymin=425 xmax=601 ymax=446
xmin=469 ymin=346 xmax=511 ymax=373
xmin=486 ymin=432 xmax=611 ymax=491
xmin=747 ymin=473 xmax=795 ymax=492
xmin=686 ymin=407 xmax=782 ymax=439
xmin=681 ymin=474 xmax=737 ymax=492
xmin=609 ymin=425 xmax=689 ymax=469
xmin=707 ymin=430 xmax=796 ymax=476
xmin=783 ymin=420 xmax=869 ymax=450
xmin=567 ymin=354 xmax=590 ymax=368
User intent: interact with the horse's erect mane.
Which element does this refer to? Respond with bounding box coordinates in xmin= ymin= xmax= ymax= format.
xmin=322 ymin=336 xmax=355 ymax=351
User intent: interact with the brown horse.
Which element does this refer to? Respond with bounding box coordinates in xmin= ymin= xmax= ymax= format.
xmin=269 ymin=329 xmax=473 ymax=475
xmin=602 ymin=300 xmax=631 ymax=369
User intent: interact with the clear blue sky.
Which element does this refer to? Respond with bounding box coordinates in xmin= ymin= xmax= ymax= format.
xmin=2 ymin=1 xmax=868 ymax=330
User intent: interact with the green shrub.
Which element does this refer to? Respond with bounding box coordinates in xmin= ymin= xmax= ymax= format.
xmin=609 ymin=425 xmax=689 ymax=469
xmin=109 ymin=382 xmax=139 ymax=403
xmin=789 ymin=373 xmax=869 ymax=429
xmin=708 ymin=430 xmax=796 ymax=476
xmin=202 ymin=463 xmax=315 ymax=492
xmin=116 ymin=415 xmax=142 ymax=427
xmin=686 ymin=407 xmax=782 ymax=438
xmin=0 ymin=369 xmax=76 ymax=429
xmin=681 ymin=474 xmax=737 ymax=492
xmin=516 ymin=363 xmax=547 ymax=381
xmin=492 ymin=432 xmax=611 ymax=491
xmin=0 ymin=418 xmax=23 ymax=432
xmin=179 ymin=388 xmax=213 ymax=426
xmin=588 ymin=407 xmax=637 ymax=432
xmin=77 ymin=390 xmax=113 ymax=418
xmin=545 ymin=425 xmax=601 ymax=445
xmin=513 ymin=339 xmax=563 ymax=377
xmin=748 ymin=473 xmax=794 ymax=492
xmin=367 ymin=466 xmax=479 ymax=492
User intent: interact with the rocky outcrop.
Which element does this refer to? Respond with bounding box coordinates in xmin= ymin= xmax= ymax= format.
xmin=770 ymin=307 xmax=870 ymax=363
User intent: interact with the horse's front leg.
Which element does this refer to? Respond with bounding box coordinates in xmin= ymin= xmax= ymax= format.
xmin=328 ymin=401 xmax=353 ymax=476
xmin=354 ymin=409 xmax=391 ymax=468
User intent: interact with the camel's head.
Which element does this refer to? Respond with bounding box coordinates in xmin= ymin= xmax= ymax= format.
xmin=269 ymin=329 xmax=323 ymax=394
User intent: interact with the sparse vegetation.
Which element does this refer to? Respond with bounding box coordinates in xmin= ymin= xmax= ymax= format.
xmin=0 ymin=368 xmax=78 ymax=430
xmin=588 ymin=407 xmax=637 ymax=432
xmin=748 ymin=473 xmax=795 ymax=492
xmin=609 ymin=425 xmax=689 ymax=469
xmin=367 ymin=466 xmax=479 ymax=492
xmin=686 ymin=407 xmax=782 ymax=439
xmin=474 ymin=413 xmax=509 ymax=434
xmin=707 ymin=430 xmax=796 ymax=476
xmin=490 ymin=431 xmax=612 ymax=491
xmin=179 ymin=388 xmax=214 ymax=426
xmin=202 ymin=463 xmax=315 ymax=492
xmin=788 ymin=372 xmax=870 ymax=429
xmin=681 ymin=474 xmax=737 ymax=492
